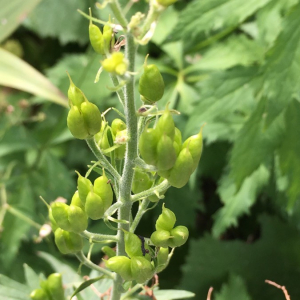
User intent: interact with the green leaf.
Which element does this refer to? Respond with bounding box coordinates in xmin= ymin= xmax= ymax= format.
xmin=0 ymin=0 xmax=40 ymax=43
xmin=25 ymin=0 xmax=90 ymax=45
xmin=172 ymin=0 xmax=273 ymax=50
xmin=256 ymin=0 xmax=299 ymax=48
xmin=261 ymin=3 xmax=300 ymax=125
xmin=23 ymin=264 xmax=40 ymax=291
xmin=154 ymin=289 xmax=195 ymax=300
xmin=152 ymin=7 xmax=178 ymax=45
xmin=0 ymin=48 xmax=68 ymax=107
xmin=185 ymin=35 xmax=264 ymax=72
xmin=229 ymin=98 xmax=285 ymax=188
xmin=213 ymin=165 xmax=270 ymax=237
xmin=215 ymin=274 xmax=251 ymax=300
xmin=0 ymin=126 xmax=36 ymax=158
xmin=278 ymin=99 xmax=300 ymax=210
xmin=38 ymin=252 xmax=82 ymax=284
xmin=0 ymin=275 xmax=31 ymax=300
xmin=185 ymin=67 xmax=258 ymax=143
xmin=46 ymin=53 xmax=113 ymax=106
xmin=0 ymin=179 xmax=35 ymax=270
xmin=70 ymin=276 xmax=107 ymax=299
xmin=179 ymin=216 xmax=300 ymax=300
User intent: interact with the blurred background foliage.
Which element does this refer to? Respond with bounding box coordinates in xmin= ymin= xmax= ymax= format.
xmin=1 ymin=0 xmax=300 ymax=299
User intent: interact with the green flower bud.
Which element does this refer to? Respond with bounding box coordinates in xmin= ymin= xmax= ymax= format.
xmin=167 ymin=148 xmax=194 ymax=188
xmin=94 ymin=171 xmax=113 ymax=211
xmin=47 ymin=273 xmax=64 ymax=300
xmin=70 ymin=191 xmax=85 ymax=211
xmin=150 ymin=230 xmax=171 ymax=248
xmin=54 ymin=228 xmax=83 ymax=254
xmin=157 ymin=134 xmax=177 ymax=171
xmin=174 ymin=127 xmax=182 ymax=145
xmin=139 ymin=128 xmax=159 ymax=166
xmin=68 ymin=205 xmax=88 ymax=232
xmin=51 ymin=202 xmax=72 ymax=232
xmin=182 ymin=126 xmax=204 ymax=172
xmin=156 ymin=104 xmax=175 ymax=140
xmin=30 ymin=288 xmax=50 ymax=300
xmin=67 ymin=72 xmax=84 ymax=108
xmin=85 ymin=190 xmax=104 ymax=220
xmin=49 ymin=208 xmax=58 ymax=232
xmin=131 ymin=256 xmax=154 ymax=284
xmin=169 ymin=226 xmax=189 ymax=247
xmin=76 ymin=171 xmax=93 ymax=204
xmin=99 ymin=125 xmax=113 ymax=156
xmin=89 ymin=15 xmax=104 ymax=55
xmin=67 ymin=106 xmax=89 ymax=140
xmin=81 ymin=102 xmax=102 ymax=136
xmin=156 ymin=205 xmax=176 ymax=231
xmin=103 ymin=22 xmax=114 ymax=54
xmin=111 ymin=118 xmax=126 ymax=135
xmin=102 ymin=52 xmax=128 ymax=76
xmin=105 ymin=256 xmax=133 ymax=281
xmin=125 ymin=231 xmax=143 ymax=258
xmin=139 ymin=64 xmax=164 ymax=104
xmin=156 ymin=247 xmax=169 ymax=273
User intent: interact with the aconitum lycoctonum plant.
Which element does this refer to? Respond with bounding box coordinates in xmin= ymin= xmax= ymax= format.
xmin=37 ymin=0 xmax=204 ymax=299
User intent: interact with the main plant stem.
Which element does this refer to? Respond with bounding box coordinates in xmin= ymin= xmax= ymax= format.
xmin=110 ymin=25 xmax=138 ymax=300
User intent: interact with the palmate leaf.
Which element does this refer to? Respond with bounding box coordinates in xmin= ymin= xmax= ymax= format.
xmin=256 ymin=0 xmax=299 ymax=49
xmin=185 ymin=67 xmax=258 ymax=143
xmin=185 ymin=35 xmax=264 ymax=72
xmin=212 ymin=165 xmax=269 ymax=237
xmin=229 ymin=98 xmax=285 ymax=188
xmin=261 ymin=2 xmax=300 ymax=126
xmin=215 ymin=274 xmax=252 ymax=300
xmin=171 ymin=0 xmax=272 ymax=51
xmin=179 ymin=216 xmax=300 ymax=300
xmin=278 ymin=100 xmax=300 ymax=210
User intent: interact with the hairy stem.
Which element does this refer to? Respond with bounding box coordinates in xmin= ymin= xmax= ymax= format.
xmin=131 ymin=179 xmax=170 ymax=202
xmin=86 ymin=137 xmax=121 ymax=181
xmin=81 ymin=230 xmax=119 ymax=243
xmin=130 ymin=199 xmax=150 ymax=233
xmin=75 ymin=251 xmax=115 ymax=279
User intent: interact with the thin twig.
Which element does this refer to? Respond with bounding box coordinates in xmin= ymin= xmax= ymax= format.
xmin=206 ymin=287 xmax=213 ymax=300
xmin=265 ymin=280 xmax=291 ymax=300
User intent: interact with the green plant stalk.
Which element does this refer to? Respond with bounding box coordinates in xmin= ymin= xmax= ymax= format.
xmin=6 ymin=205 xmax=41 ymax=230
xmin=86 ymin=137 xmax=121 ymax=181
xmin=131 ymin=179 xmax=170 ymax=202
xmin=110 ymin=74 xmax=125 ymax=105
xmin=80 ymin=230 xmax=119 ymax=243
xmin=75 ymin=251 xmax=115 ymax=279
xmin=110 ymin=32 xmax=138 ymax=300
xmin=130 ymin=199 xmax=150 ymax=232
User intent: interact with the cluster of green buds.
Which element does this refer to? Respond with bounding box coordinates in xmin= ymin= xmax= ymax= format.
xmin=105 ymin=230 xmax=169 ymax=283
xmin=95 ymin=118 xmax=127 ymax=160
xmin=89 ymin=12 xmax=114 ymax=55
xmin=139 ymin=104 xmax=203 ymax=188
xmin=30 ymin=273 xmax=64 ymax=300
xmin=66 ymin=73 xmax=102 ymax=140
xmin=50 ymin=171 xmax=113 ymax=254
xmin=151 ymin=205 xmax=189 ymax=248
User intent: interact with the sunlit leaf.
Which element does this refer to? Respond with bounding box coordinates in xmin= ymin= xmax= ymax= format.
xmin=0 ymin=48 xmax=68 ymax=107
